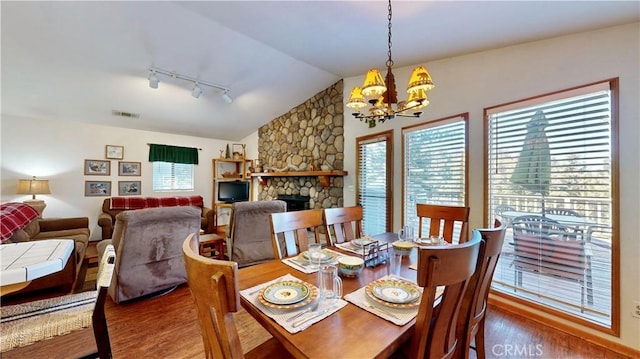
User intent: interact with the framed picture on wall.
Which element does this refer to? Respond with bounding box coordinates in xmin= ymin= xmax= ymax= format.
xmin=118 ymin=161 xmax=141 ymax=176
xmin=85 ymin=181 xmax=111 ymax=196
xmin=84 ymin=159 xmax=111 ymax=175
xmin=118 ymin=181 xmax=141 ymax=196
xmin=105 ymin=145 xmax=124 ymax=160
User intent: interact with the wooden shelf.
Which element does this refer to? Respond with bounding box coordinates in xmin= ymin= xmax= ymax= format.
xmin=250 ymin=170 xmax=348 ymax=188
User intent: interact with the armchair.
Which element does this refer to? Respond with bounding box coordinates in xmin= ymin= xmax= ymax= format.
xmin=97 ymin=206 xmax=201 ymax=303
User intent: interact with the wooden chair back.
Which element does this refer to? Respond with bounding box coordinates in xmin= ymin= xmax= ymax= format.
xmin=322 ymin=206 xmax=363 ymax=245
xmin=76 ymin=245 xmax=116 ymax=359
xmin=416 ymin=204 xmax=470 ymax=243
xmin=269 ymin=209 xmax=323 ymax=259
xmin=182 ymin=233 xmax=243 ymax=359
xmin=410 ymin=233 xmax=481 ymax=359
xmin=455 ymin=220 xmax=506 ymax=359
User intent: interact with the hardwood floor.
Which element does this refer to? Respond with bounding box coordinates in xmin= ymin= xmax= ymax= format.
xmin=2 ymin=284 xmax=632 ymax=359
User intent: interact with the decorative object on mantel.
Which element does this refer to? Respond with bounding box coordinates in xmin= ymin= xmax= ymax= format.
xmin=345 ymin=0 xmax=435 ymax=128
xmin=16 ymin=176 xmax=51 ymax=218
xmin=251 ymin=170 xmax=348 ymax=188
xmin=225 ymin=144 xmax=231 ymax=159
xmin=233 ymin=143 xmax=246 ymax=159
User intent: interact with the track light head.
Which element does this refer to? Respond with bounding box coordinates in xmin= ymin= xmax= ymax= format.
xmin=221 ymin=91 xmax=233 ymax=104
xmin=148 ymin=70 xmax=159 ymax=89
xmin=192 ymin=83 xmax=202 ymax=98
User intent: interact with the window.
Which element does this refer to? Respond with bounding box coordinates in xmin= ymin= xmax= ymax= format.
xmin=152 ymin=162 xmax=194 ymax=191
xmin=486 ymin=79 xmax=619 ymax=334
xmin=402 ymin=114 xmax=468 ymax=231
xmin=357 ymin=130 xmax=392 ymax=235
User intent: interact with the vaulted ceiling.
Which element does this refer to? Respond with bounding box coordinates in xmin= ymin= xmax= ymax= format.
xmin=2 ymin=1 xmax=638 ymax=140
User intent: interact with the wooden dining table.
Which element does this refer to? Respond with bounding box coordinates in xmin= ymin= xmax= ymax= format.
xmin=238 ymin=232 xmax=417 ymax=359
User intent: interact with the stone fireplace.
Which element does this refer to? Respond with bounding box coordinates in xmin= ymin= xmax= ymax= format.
xmin=256 ymin=80 xmax=345 ymax=209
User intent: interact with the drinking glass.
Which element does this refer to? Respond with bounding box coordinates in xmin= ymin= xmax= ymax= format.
xmin=308 ymin=243 xmax=322 ymax=270
xmin=397 ymin=225 xmax=414 ymax=242
xmin=389 ymin=250 xmax=403 ymax=277
xmin=319 ymin=265 xmax=342 ymax=302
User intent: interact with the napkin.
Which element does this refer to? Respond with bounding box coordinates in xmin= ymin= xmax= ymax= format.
xmin=240 ymin=273 xmax=347 ymax=334
xmin=281 ymin=248 xmax=343 ymax=274
xmin=344 ymin=275 xmax=422 ymax=326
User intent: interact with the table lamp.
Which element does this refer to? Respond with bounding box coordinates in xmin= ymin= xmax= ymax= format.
xmin=17 ymin=176 xmax=51 ymax=218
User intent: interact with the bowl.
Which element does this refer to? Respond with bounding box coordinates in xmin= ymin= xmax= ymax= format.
xmin=337 ymin=256 xmax=365 ymax=277
xmin=392 ymin=241 xmax=415 ymax=256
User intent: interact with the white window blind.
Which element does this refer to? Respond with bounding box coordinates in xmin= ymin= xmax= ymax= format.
xmin=357 ymin=132 xmax=391 ymax=235
xmin=403 ymin=115 xmax=467 ymax=232
xmin=487 ymin=80 xmax=617 ymax=330
xmin=152 ymin=162 xmax=194 ymax=191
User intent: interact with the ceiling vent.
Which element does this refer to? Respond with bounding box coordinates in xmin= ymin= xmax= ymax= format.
xmin=112 ymin=110 xmax=140 ymax=119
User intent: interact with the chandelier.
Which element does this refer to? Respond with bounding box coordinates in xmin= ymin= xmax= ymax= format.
xmin=346 ymin=0 xmax=434 ymax=128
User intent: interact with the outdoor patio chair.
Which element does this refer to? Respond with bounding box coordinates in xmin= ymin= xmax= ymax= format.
xmin=511 ymin=215 xmax=593 ymax=310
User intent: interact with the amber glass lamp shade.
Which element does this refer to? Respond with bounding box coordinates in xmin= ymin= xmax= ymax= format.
xmin=407 ymin=66 xmax=435 ymax=93
xmin=405 ymin=89 xmax=429 ymax=110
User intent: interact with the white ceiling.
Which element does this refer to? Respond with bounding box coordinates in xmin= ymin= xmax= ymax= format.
xmin=2 ymin=1 xmax=638 ymax=141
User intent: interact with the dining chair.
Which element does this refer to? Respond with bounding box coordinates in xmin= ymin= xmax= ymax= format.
xmin=454 ymin=220 xmax=506 ymax=359
xmin=416 ymin=204 xmax=470 ymax=243
xmin=511 ymin=215 xmax=592 ymax=309
xmin=181 ymin=233 xmax=292 ymax=359
xmin=269 ymin=209 xmax=323 ymax=259
xmin=322 ymin=206 xmax=363 ymax=245
xmin=403 ymin=233 xmax=481 ymax=359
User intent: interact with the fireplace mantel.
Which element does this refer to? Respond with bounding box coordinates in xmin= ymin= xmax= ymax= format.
xmin=251 ymin=170 xmax=348 ymax=188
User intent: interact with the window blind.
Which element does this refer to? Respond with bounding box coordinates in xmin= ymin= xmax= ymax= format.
xmin=357 ymin=132 xmax=392 ymax=235
xmin=152 ymin=162 xmax=194 ymax=191
xmin=403 ymin=115 xmax=467 ymax=233
xmin=486 ymin=80 xmax=617 ymax=330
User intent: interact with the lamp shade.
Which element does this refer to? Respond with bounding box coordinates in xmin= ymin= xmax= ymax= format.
xmin=17 ymin=177 xmax=51 ymax=199
xmin=346 ymin=87 xmax=367 ymax=110
xmin=361 ymin=69 xmax=386 ymax=98
xmin=407 ymin=66 xmax=435 ymax=93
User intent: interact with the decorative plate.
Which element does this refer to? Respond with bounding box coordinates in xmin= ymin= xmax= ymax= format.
xmin=258 ymin=281 xmax=318 ymax=309
xmin=301 ymin=249 xmax=336 ymax=263
xmin=365 ymin=279 xmax=421 ymax=308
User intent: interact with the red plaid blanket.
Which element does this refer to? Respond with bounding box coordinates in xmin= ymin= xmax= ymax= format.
xmin=110 ymin=196 xmax=204 ymax=210
xmin=1 ymin=203 xmax=39 ymax=243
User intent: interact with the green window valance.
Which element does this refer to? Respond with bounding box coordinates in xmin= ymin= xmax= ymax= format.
xmin=148 ymin=144 xmax=199 ymax=164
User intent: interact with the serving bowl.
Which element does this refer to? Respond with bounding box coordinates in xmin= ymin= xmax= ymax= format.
xmin=392 ymin=241 xmax=415 ymax=256
xmin=337 ymin=256 xmax=365 ymax=277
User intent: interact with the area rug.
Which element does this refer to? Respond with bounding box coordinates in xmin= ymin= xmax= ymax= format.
xmin=0 ymin=290 xmax=97 ymax=352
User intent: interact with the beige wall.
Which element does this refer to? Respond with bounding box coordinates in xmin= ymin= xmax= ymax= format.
xmin=341 ymin=23 xmax=639 ymax=350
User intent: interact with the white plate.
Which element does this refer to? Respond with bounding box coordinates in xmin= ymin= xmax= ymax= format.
xmin=301 ymin=249 xmax=335 ymax=263
xmin=366 ymin=279 xmax=421 ymax=306
xmin=352 ymin=238 xmax=375 ymax=247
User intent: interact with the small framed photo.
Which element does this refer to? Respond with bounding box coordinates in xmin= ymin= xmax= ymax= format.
xmin=106 ymin=145 xmax=124 ymax=160
xmin=118 ymin=181 xmax=141 ymax=196
xmin=84 ymin=159 xmax=111 ymax=175
xmin=118 ymin=161 xmax=141 ymax=176
xmin=85 ymin=181 xmax=111 ymax=196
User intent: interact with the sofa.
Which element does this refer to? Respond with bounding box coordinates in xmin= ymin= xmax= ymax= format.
xmin=97 ymin=206 xmax=201 ymax=303
xmin=98 ymin=196 xmax=214 ymax=239
xmin=1 ymin=202 xmax=90 ymax=294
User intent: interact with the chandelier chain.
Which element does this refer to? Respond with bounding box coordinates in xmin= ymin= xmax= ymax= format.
xmin=386 ymin=0 xmax=394 ymax=68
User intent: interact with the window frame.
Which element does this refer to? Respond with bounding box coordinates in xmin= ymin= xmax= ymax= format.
xmin=483 ymin=78 xmax=620 ymax=336
xmin=356 ymin=130 xmax=393 ymax=235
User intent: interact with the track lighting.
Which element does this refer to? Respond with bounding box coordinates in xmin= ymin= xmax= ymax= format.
xmin=148 ymin=67 xmax=232 ymax=103
xmin=192 ymin=83 xmax=202 ymax=98
xmin=148 ymin=70 xmax=159 ymax=89
xmin=221 ymin=91 xmax=233 ymax=104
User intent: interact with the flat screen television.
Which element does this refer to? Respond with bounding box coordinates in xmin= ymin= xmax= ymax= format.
xmin=217 ymin=181 xmax=250 ymax=203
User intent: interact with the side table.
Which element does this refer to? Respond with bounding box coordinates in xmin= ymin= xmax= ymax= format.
xmin=199 ymin=233 xmax=227 ymax=260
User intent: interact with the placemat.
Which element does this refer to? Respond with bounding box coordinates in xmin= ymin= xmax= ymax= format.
xmin=240 ymin=274 xmax=347 ymax=333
